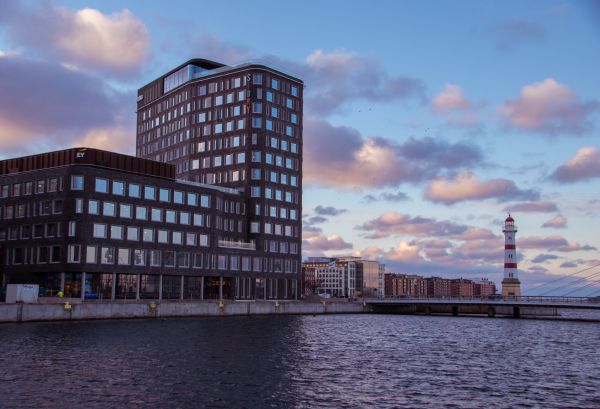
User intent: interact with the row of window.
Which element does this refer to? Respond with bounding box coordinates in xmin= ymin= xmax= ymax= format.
xmin=249 ymin=221 xmax=297 ymax=237
xmin=85 ymin=177 xmax=213 ymax=207
xmin=1 ymin=177 xmax=62 ymax=199
xmin=250 ymin=187 xmax=299 ymax=204
xmin=91 ymin=223 xmax=210 ymax=246
xmin=0 ymin=222 xmax=62 ymax=241
xmin=6 ymin=245 xmax=299 ymax=274
xmin=0 ymin=199 xmax=63 ymax=220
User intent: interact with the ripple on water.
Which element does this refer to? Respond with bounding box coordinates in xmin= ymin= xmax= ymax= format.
xmin=0 ymin=315 xmax=599 ymax=408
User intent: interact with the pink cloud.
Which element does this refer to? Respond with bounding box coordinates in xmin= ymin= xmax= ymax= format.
xmin=356 ymin=242 xmax=423 ymax=262
xmin=424 ymin=171 xmax=538 ymax=204
xmin=302 ymin=226 xmax=353 ymax=254
xmin=303 ymin=118 xmax=483 ymax=189
xmin=0 ymin=54 xmax=134 ymax=157
xmin=519 ymin=235 xmax=596 ymax=252
xmin=541 ymin=214 xmax=567 ymax=229
xmin=0 ymin=2 xmax=148 ymax=76
xmin=550 ymin=146 xmax=600 ymax=183
xmin=503 ymin=201 xmax=558 ymax=213
xmin=432 ymin=84 xmax=480 ymax=127
xmin=499 ymin=78 xmax=598 ymax=134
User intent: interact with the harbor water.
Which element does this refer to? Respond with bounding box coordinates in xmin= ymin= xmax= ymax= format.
xmin=1 ymin=314 xmax=599 ymax=408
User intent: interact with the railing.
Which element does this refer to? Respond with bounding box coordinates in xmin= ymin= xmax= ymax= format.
xmin=217 ymin=240 xmax=256 ymax=250
xmin=374 ymin=295 xmax=600 ymax=304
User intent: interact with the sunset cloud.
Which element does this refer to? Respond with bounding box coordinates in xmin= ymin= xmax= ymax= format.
xmin=303 ymin=233 xmax=353 ymax=253
xmin=550 ymin=146 xmax=600 ymax=183
xmin=503 ymin=201 xmax=558 ymax=213
xmin=314 ymin=206 xmax=347 ymax=217
xmin=0 ymin=2 xmax=149 ymax=76
xmin=363 ymin=191 xmax=410 ymax=203
xmin=519 ymin=236 xmax=596 ymax=252
xmin=424 ymin=171 xmax=538 ymax=204
xmin=0 ymin=55 xmax=134 ymax=156
xmin=541 ymin=214 xmax=567 ymax=229
xmin=304 ymin=119 xmax=483 ymax=189
xmin=432 ymin=83 xmax=480 ymax=127
xmin=499 ymin=78 xmax=598 ymax=134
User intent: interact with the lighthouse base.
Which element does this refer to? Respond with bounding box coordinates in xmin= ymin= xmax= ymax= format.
xmin=502 ymin=278 xmax=521 ymax=299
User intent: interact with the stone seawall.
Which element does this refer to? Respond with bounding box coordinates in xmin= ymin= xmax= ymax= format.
xmin=0 ymin=300 xmax=368 ymax=323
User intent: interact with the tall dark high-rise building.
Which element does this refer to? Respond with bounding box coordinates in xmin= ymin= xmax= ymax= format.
xmin=135 ymin=60 xmax=303 ymax=292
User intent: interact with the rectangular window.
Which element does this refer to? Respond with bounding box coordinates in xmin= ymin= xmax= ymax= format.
xmin=199 ymin=234 xmax=209 ymax=247
xmin=174 ymin=191 xmax=184 ymax=204
xmin=166 ymin=210 xmax=176 ymax=223
xmin=68 ymin=221 xmax=76 ymax=237
xmin=187 ymin=193 xmax=198 ymax=206
xmin=151 ymin=208 xmax=163 ymax=222
xmin=71 ymin=175 xmax=84 ymax=190
xmin=158 ymin=229 xmax=169 ymax=244
xmin=144 ymin=186 xmax=156 ymax=200
xmin=159 ymin=188 xmax=170 ymax=202
xmin=134 ymin=249 xmax=145 ymax=266
xmin=88 ymin=200 xmax=99 ymax=215
xmin=164 ymin=251 xmax=175 ymax=267
xmin=186 ymin=233 xmax=196 ymax=246
xmin=172 ymin=231 xmax=182 ymax=245
xmin=143 ymin=228 xmax=154 ymax=242
xmin=120 ymin=204 xmax=132 ymax=219
xmin=136 ymin=206 xmax=147 ymax=220
xmin=200 ymin=195 xmax=210 ymax=208
xmin=127 ymin=226 xmax=139 ymax=241
xmin=113 ymin=181 xmax=125 ymax=196
xmin=86 ymin=246 xmax=97 ymax=263
xmin=101 ymin=247 xmax=114 ymax=264
xmin=103 ymin=202 xmax=116 ymax=217
xmin=93 ymin=223 xmax=107 ymax=238
xmin=180 ymin=212 xmax=190 ymax=225
xmin=193 ymin=213 xmax=204 ymax=227
xmin=118 ymin=248 xmax=130 ymax=265
xmin=67 ymin=244 xmax=81 ymax=263
xmin=129 ymin=183 xmax=141 ymax=198
xmin=95 ymin=178 xmax=108 ymax=193
xmin=111 ymin=225 xmax=123 ymax=240
xmin=178 ymin=252 xmax=189 ymax=268
xmin=148 ymin=250 xmax=160 ymax=267
xmin=291 ymin=85 xmax=298 ymax=97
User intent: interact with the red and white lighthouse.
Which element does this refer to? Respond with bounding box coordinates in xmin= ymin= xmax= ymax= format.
xmin=502 ymin=214 xmax=521 ymax=298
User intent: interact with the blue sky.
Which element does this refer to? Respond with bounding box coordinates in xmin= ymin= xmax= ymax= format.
xmin=1 ymin=0 xmax=600 ymax=294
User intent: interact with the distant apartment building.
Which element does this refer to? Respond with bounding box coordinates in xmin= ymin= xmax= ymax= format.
xmin=450 ymin=279 xmax=474 ymax=298
xmin=384 ymin=273 xmax=427 ymax=297
xmin=302 ymin=257 xmax=384 ymax=298
xmin=426 ymin=276 xmax=452 ymax=298
xmin=473 ymin=278 xmax=496 ymax=297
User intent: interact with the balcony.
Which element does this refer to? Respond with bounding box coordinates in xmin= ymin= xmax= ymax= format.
xmin=217 ymin=240 xmax=256 ymax=250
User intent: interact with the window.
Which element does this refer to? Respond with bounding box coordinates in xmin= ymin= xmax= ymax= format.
xmin=101 ymin=247 xmax=114 ymax=264
xmin=159 ymin=188 xmax=170 ymax=202
xmin=266 ymin=91 xmax=273 ymax=102
xmin=120 ymin=204 xmax=132 ymax=219
xmin=118 ymin=248 xmax=130 ymax=265
xmin=251 ymin=186 xmax=261 ymax=198
xmin=111 ymin=225 xmax=123 ymax=240
xmin=286 ymin=126 xmax=293 ymax=137
xmin=271 ymin=107 xmax=278 ymax=118
xmin=158 ymin=230 xmax=168 ymax=243
xmin=291 ymin=85 xmax=298 ymax=97
xmin=75 ymin=198 xmax=83 ymax=214
xmin=199 ymin=234 xmax=209 ymax=247
xmin=113 ymin=181 xmax=125 ymax=196
xmin=86 ymin=246 xmax=97 ymax=263
xmin=166 ymin=210 xmax=176 ymax=223
xmin=129 ymin=183 xmax=141 ymax=198
xmin=172 ymin=231 xmax=182 ymax=245
xmin=150 ymin=250 xmax=161 ymax=267
xmin=178 ymin=252 xmax=189 ymax=268
xmin=136 ymin=206 xmax=147 ymax=220
xmin=134 ymin=249 xmax=145 ymax=266
xmin=186 ymin=233 xmax=196 ymax=246
xmin=67 ymin=245 xmax=81 ymax=263
xmin=151 ymin=208 xmax=163 ymax=222
xmin=251 ymin=222 xmax=260 ymax=233
xmin=48 ymin=178 xmax=58 ymax=192
xmin=251 ymin=169 xmax=261 ymax=180
xmin=88 ymin=200 xmax=99 ymax=215
xmin=127 ymin=226 xmax=139 ymax=241
xmin=164 ymin=251 xmax=175 ymax=267
xmin=180 ymin=212 xmax=190 ymax=225
xmin=266 ymin=120 xmax=273 ymax=131
xmin=174 ymin=191 xmax=184 ymax=204
xmin=271 ymin=78 xmax=279 ymax=89
xmin=200 ymin=195 xmax=210 ymax=208
xmin=187 ymin=193 xmax=198 ymax=206
xmin=193 ymin=213 xmax=204 ymax=227
xmin=252 ymin=117 xmax=262 ymax=128
xmin=144 ymin=186 xmax=156 ymax=200
xmin=103 ymin=202 xmax=116 ymax=217
xmin=36 ymin=180 xmax=45 ymax=194
xmin=71 ymin=175 xmax=84 ymax=190
xmin=286 ymin=98 xmax=293 ymax=109
xmin=93 ymin=223 xmax=107 ymax=238
xmin=68 ymin=221 xmax=76 ymax=237
xmin=291 ymin=113 xmax=298 ymax=124
xmin=143 ymin=228 xmax=154 ymax=242
xmin=95 ymin=178 xmax=108 ymax=193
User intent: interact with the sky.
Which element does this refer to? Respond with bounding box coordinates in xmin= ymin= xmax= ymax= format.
xmin=1 ymin=0 xmax=600 ymax=295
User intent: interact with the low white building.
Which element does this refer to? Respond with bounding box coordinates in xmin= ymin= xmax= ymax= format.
xmin=316 ymin=263 xmax=356 ymax=298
